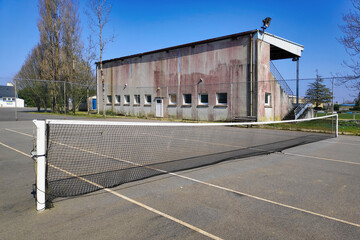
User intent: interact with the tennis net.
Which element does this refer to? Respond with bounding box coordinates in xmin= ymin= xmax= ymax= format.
xmin=32 ymin=115 xmax=337 ymax=210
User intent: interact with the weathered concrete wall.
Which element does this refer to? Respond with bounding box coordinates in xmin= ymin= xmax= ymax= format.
xmin=99 ymin=35 xmax=251 ymax=121
xmin=256 ymin=41 xmax=293 ymax=121
xmin=98 ymin=34 xmax=293 ymax=121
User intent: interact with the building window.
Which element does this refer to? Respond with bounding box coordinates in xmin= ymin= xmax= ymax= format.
xmin=265 ymin=93 xmax=271 ymax=106
xmin=144 ymin=95 xmax=152 ymax=105
xmin=169 ymin=94 xmax=177 ymax=105
xmin=107 ymin=95 xmax=112 ymax=104
xmin=183 ymin=94 xmax=192 ymax=105
xmin=115 ymin=95 xmax=120 ymax=104
xmin=124 ymin=95 xmax=130 ymax=105
xmin=198 ymin=94 xmax=208 ymax=105
xmin=216 ymin=93 xmax=227 ymax=105
xmin=134 ymin=94 xmax=140 ymax=105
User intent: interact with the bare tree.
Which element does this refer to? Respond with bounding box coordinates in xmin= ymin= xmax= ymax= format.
xmin=85 ymin=0 xmax=113 ymax=117
xmin=36 ymin=0 xmax=92 ymax=114
xmin=82 ymin=36 xmax=97 ymax=115
xmin=38 ymin=0 xmax=64 ymax=112
xmin=61 ymin=0 xmax=83 ymax=114
xmin=339 ymin=0 xmax=360 ymax=90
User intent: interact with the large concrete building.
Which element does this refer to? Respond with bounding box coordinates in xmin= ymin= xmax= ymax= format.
xmin=97 ymin=29 xmax=303 ymax=121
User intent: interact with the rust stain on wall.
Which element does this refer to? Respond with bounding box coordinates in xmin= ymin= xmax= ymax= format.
xmin=99 ymin=33 xmax=293 ymax=122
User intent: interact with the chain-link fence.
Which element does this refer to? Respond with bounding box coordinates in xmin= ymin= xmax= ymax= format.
xmin=14 ymin=78 xmax=96 ymax=113
xmin=0 ymin=77 xmax=96 ymax=121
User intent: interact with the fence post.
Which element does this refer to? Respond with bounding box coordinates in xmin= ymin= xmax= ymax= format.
xmin=14 ymin=79 xmax=18 ymax=121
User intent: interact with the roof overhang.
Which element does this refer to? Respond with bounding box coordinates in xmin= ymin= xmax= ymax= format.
xmin=254 ymin=31 xmax=304 ymax=60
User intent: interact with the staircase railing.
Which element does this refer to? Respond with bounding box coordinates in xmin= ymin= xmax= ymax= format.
xmin=294 ymin=102 xmax=313 ymax=119
xmin=270 ymin=61 xmax=293 ymax=96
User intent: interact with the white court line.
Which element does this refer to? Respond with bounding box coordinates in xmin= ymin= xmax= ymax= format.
xmin=5 ymin=128 xmax=360 ymax=228
xmin=284 ymin=152 xmax=360 ymax=165
xmin=6 ymin=128 xmax=33 ymax=137
xmin=323 ymin=140 xmax=360 ymax=146
xmin=0 ymin=141 xmax=31 ymax=157
xmin=0 ymin=140 xmax=223 ymax=240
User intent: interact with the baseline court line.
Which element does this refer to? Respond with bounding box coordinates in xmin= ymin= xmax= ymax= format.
xmin=5 ymin=128 xmax=360 ymax=228
xmin=0 ymin=140 xmax=223 ymax=240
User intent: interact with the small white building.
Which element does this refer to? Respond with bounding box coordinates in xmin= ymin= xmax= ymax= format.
xmin=0 ymin=84 xmax=25 ymax=108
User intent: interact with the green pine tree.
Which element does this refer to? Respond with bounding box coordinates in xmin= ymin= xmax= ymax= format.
xmin=305 ymin=72 xmax=332 ymax=109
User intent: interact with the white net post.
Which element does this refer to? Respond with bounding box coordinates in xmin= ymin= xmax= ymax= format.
xmin=335 ymin=114 xmax=338 ymax=137
xmin=33 ymin=120 xmax=46 ymax=211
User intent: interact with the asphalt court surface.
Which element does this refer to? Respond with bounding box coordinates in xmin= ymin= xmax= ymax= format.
xmin=0 ymin=108 xmax=359 ymax=239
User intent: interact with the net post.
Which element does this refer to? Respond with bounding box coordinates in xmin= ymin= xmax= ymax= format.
xmin=335 ymin=114 xmax=338 ymax=137
xmin=33 ymin=120 xmax=46 ymax=211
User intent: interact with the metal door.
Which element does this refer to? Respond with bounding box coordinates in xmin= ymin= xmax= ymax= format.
xmin=155 ymin=98 xmax=163 ymax=117
xmin=92 ymin=98 xmax=97 ymax=110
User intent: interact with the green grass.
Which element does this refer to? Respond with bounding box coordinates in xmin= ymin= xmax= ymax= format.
xmin=317 ymin=112 xmax=360 ymax=120
xmin=275 ymin=119 xmax=360 ymax=136
xmin=242 ymin=119 xmax=360 ymax=136
xmin=338 ymin=121 xmax=360 ymax=135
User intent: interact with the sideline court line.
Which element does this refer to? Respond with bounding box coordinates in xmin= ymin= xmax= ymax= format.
xmin=0 ymin=140 xmax=223 ymax=240
xmin=5 ymin=128 xmax=360 ymax=228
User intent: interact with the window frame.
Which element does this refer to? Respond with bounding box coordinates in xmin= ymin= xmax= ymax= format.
xmin=106 ymin=95 xmax=112 ymax=105
xmin=115 ymin=95 xmax=121 ymax=105
xmin=182 ymin=94 xmax=192 ymax=106
xmin=216 ymin=93 xmax=227 ymax=106
xmin=265 ymin=92 xmax=271 ymax=107
xmin=144 ymin=94 xmax=152 ymax=105
xmin=198 ymin=93 xmax=209 ymax=106
xmin=134 ymin=94 xmax=140 ymax=106
xmin=124 ymin=95 xmax=130 ymax=105
xmin=168 ymin=94 xmax=177 ymax=106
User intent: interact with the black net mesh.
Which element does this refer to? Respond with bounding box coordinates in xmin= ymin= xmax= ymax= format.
xmin=44 ymin=116 xmax=336 ymax=204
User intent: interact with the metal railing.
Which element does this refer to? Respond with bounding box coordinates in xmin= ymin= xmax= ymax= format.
xmin=270 ymin=61 xmax=294 ymax=96
xmin=294 ymin=102 xmax=313 ymax=119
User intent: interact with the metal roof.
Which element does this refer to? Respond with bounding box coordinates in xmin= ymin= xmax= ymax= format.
xmin=254 ymin=31 xmax=304 ymax=60
xmin=0 ymin=86 xmax=15 ymax=98
xmin=97 ymin=29 xmax=304 ymax=64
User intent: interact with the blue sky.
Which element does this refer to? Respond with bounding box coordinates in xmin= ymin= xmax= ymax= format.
xmin=0 ymin=0 xmax=357 ymax=102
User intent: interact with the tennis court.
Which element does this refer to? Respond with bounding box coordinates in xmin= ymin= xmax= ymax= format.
xmin=0 ymin=108 xmax=359 ymax=239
